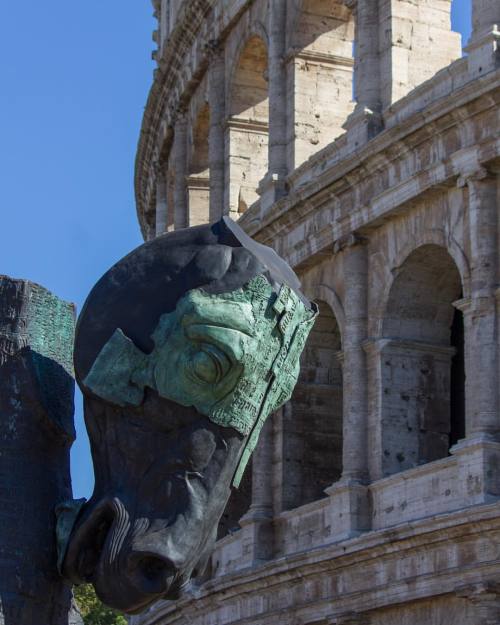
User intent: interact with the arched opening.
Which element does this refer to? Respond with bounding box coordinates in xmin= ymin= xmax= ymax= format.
xmin=227 ymin=35 xmax=269 ymax=216
xmin=155 ymin=134 xmax=175 ymax=235
xmin=450 ymin=306 xmax=465 ymax=447
xmin=380 ymin=245 xmax=464 ymax=476
xmin=281 ymin=300 xmax=343 ymax=510
xmin=286 ymin=0 xmax=355 ymax=170
xmin=187 ymin=103 xmax=210 ymax=226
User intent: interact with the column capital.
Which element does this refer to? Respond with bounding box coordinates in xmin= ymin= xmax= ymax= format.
xmin=452 ymin=297 xmax=472 ymax=313
xmin=454 ymin=295 xmax=497 ymax=317
xmin=457 ymin=166 xmax=495 ymax=188
xmin=333 ymin=233 xmax=369 ymax=254
xmin=334 ymin=350 xmax=345 ymax=365
xmin=456 ymin=581 xmax=500 ymax=603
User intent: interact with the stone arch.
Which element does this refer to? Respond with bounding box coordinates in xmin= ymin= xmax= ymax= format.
xmin=227 ymin=22 xmax=269 ymax=105
xmin=226 ymin=35 xmax=269 ymax=217
xmin=306 ymin=283 xmax=345 ymax=342
xmin=187 ymin=102 xmax=210 ymax=226
xmin=374 ymin=230 xmax=471 ymax=337
xmin=286 ymin=0 xmax=355 ymax=170
xmin=283 ymin=299 xmax=344 ymax=510
xmin=229 ymin=35 xmax=269 ymax=120
xmin=153 ymin=131 xmax=174 ymax=236
xmin=379 ymin=244 xmax=465 ymax=476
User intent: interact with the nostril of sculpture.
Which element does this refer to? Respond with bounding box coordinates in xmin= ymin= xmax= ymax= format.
xmin=58 ymin=217 xmax=317 ymax=614
xmin=127 ymin=553 xmax=177 ymax=595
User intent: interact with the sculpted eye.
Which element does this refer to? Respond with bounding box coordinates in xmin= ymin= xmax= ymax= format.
xmin=191 ymin=345 xmax=231 ymax=384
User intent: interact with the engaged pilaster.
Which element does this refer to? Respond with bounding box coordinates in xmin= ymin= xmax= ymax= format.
xmin=336 ymin=235 xmax=369 ymax=483
xmin=325 ymin=235 xmax=370 ymax=539
xmin=457 ymin=169 xmax=499 ymax=439
xmin=154 ymin=162 xmax=167 ymax=236
xmin=239 ymin=418 xmax=274 ymax=564
xmin=343 ymin=0 xmax=383 ymax=147
xmin=451 ymin=169 xmax=500 ymax=507
xmin=207 ymin=42 xmax=226 ymax=221
xmin=259 ymin=0 xmax=287 ymax=216
xmin=172 ymin=111 xmax=188 ymax=230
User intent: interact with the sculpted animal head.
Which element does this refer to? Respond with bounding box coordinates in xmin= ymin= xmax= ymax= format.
xmin=58 ymin=218 xmax=316 ymax=614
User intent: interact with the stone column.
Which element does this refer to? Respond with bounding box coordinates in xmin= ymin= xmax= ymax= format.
xmin=451 ymin=170 xmax=500 ymax=508
xmin=172 ymin=112 xmax=188 ymax=230
xmin=325 ymin=236 xmax=370 ymax=539
xmin=353 ymin=0 xmax=381 ymax=114
xmin=338 ymin=235 xmax=369 ymax=482
xmin=343 ymin=0 xmax=382 ymax=148
xmin=0 ymin=277 xmax=80 ymax=625
xmin=271 ymin=402 xmax=302 ymax=514
xmin=208 ymin=42 xmax=226 ymax=221
xmin=458 ymin=169 xmax=499 ymax=438
xmin=259 ymin=0 xmax=287 ymax=216
xmin=249 ymin=418 xmax=274 ymax=520
xmin=239 ymin=418 xmax=274 ymax=564
xmin=268 ymin=0 xmax=287 ymax=180
xmin=155 ymin=164 xmax=167 ymax=236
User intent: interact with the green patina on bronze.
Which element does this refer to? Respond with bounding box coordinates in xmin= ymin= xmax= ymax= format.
xmin=84 ymin=275 xmax=317 ymax=486
xmin=55 ymin=498 xmax=87 ymax=574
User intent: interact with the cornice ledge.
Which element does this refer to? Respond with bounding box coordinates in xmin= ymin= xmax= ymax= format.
xmin=245 ymin=79 xmax=500 ymax=249
xmin=140 ymin=502 xmax=500 ymax=625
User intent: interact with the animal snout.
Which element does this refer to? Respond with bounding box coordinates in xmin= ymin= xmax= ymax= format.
xmin=126 ymin=551 xmax=177 ymax=595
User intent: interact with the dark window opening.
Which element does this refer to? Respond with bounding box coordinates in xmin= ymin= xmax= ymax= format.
xmin=449 ymin=304 xmax=465 ymax=448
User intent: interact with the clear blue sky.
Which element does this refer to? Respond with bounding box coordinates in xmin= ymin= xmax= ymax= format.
xmin=0 ymin=2 xmax=471 ymax=500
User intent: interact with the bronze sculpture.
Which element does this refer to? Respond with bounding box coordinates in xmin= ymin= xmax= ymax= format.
xmin=57 ymin=218 xmax=316 ymax=614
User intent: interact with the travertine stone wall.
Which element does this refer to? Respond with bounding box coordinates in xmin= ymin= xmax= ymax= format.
xmin=286 ymin=1 xmax=355 ymax=170
xmin=377 ymin=0 xmax=462 ymax=108
xmin=187 ymin=99 xmax=210 ymax=226
xmin=137 ymin=1 xmax=500 ymax=623
xmin=227 ymin=34 xmax=269 ymax=217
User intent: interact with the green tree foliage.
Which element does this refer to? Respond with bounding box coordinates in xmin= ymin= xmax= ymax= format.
xmin=73 ymin=584 xmax=127 ymax=625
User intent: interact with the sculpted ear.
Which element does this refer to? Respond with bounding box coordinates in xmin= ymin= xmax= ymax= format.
xmin=83 ymin=328 xmax=149 ymax=407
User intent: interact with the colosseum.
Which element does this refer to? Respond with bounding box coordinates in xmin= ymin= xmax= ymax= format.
xmin=131 ymin=1 xmax=500 ymax=623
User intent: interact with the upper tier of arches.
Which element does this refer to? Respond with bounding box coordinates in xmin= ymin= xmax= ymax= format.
xmin=142 ymin=0 xmax=494 ymax=239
